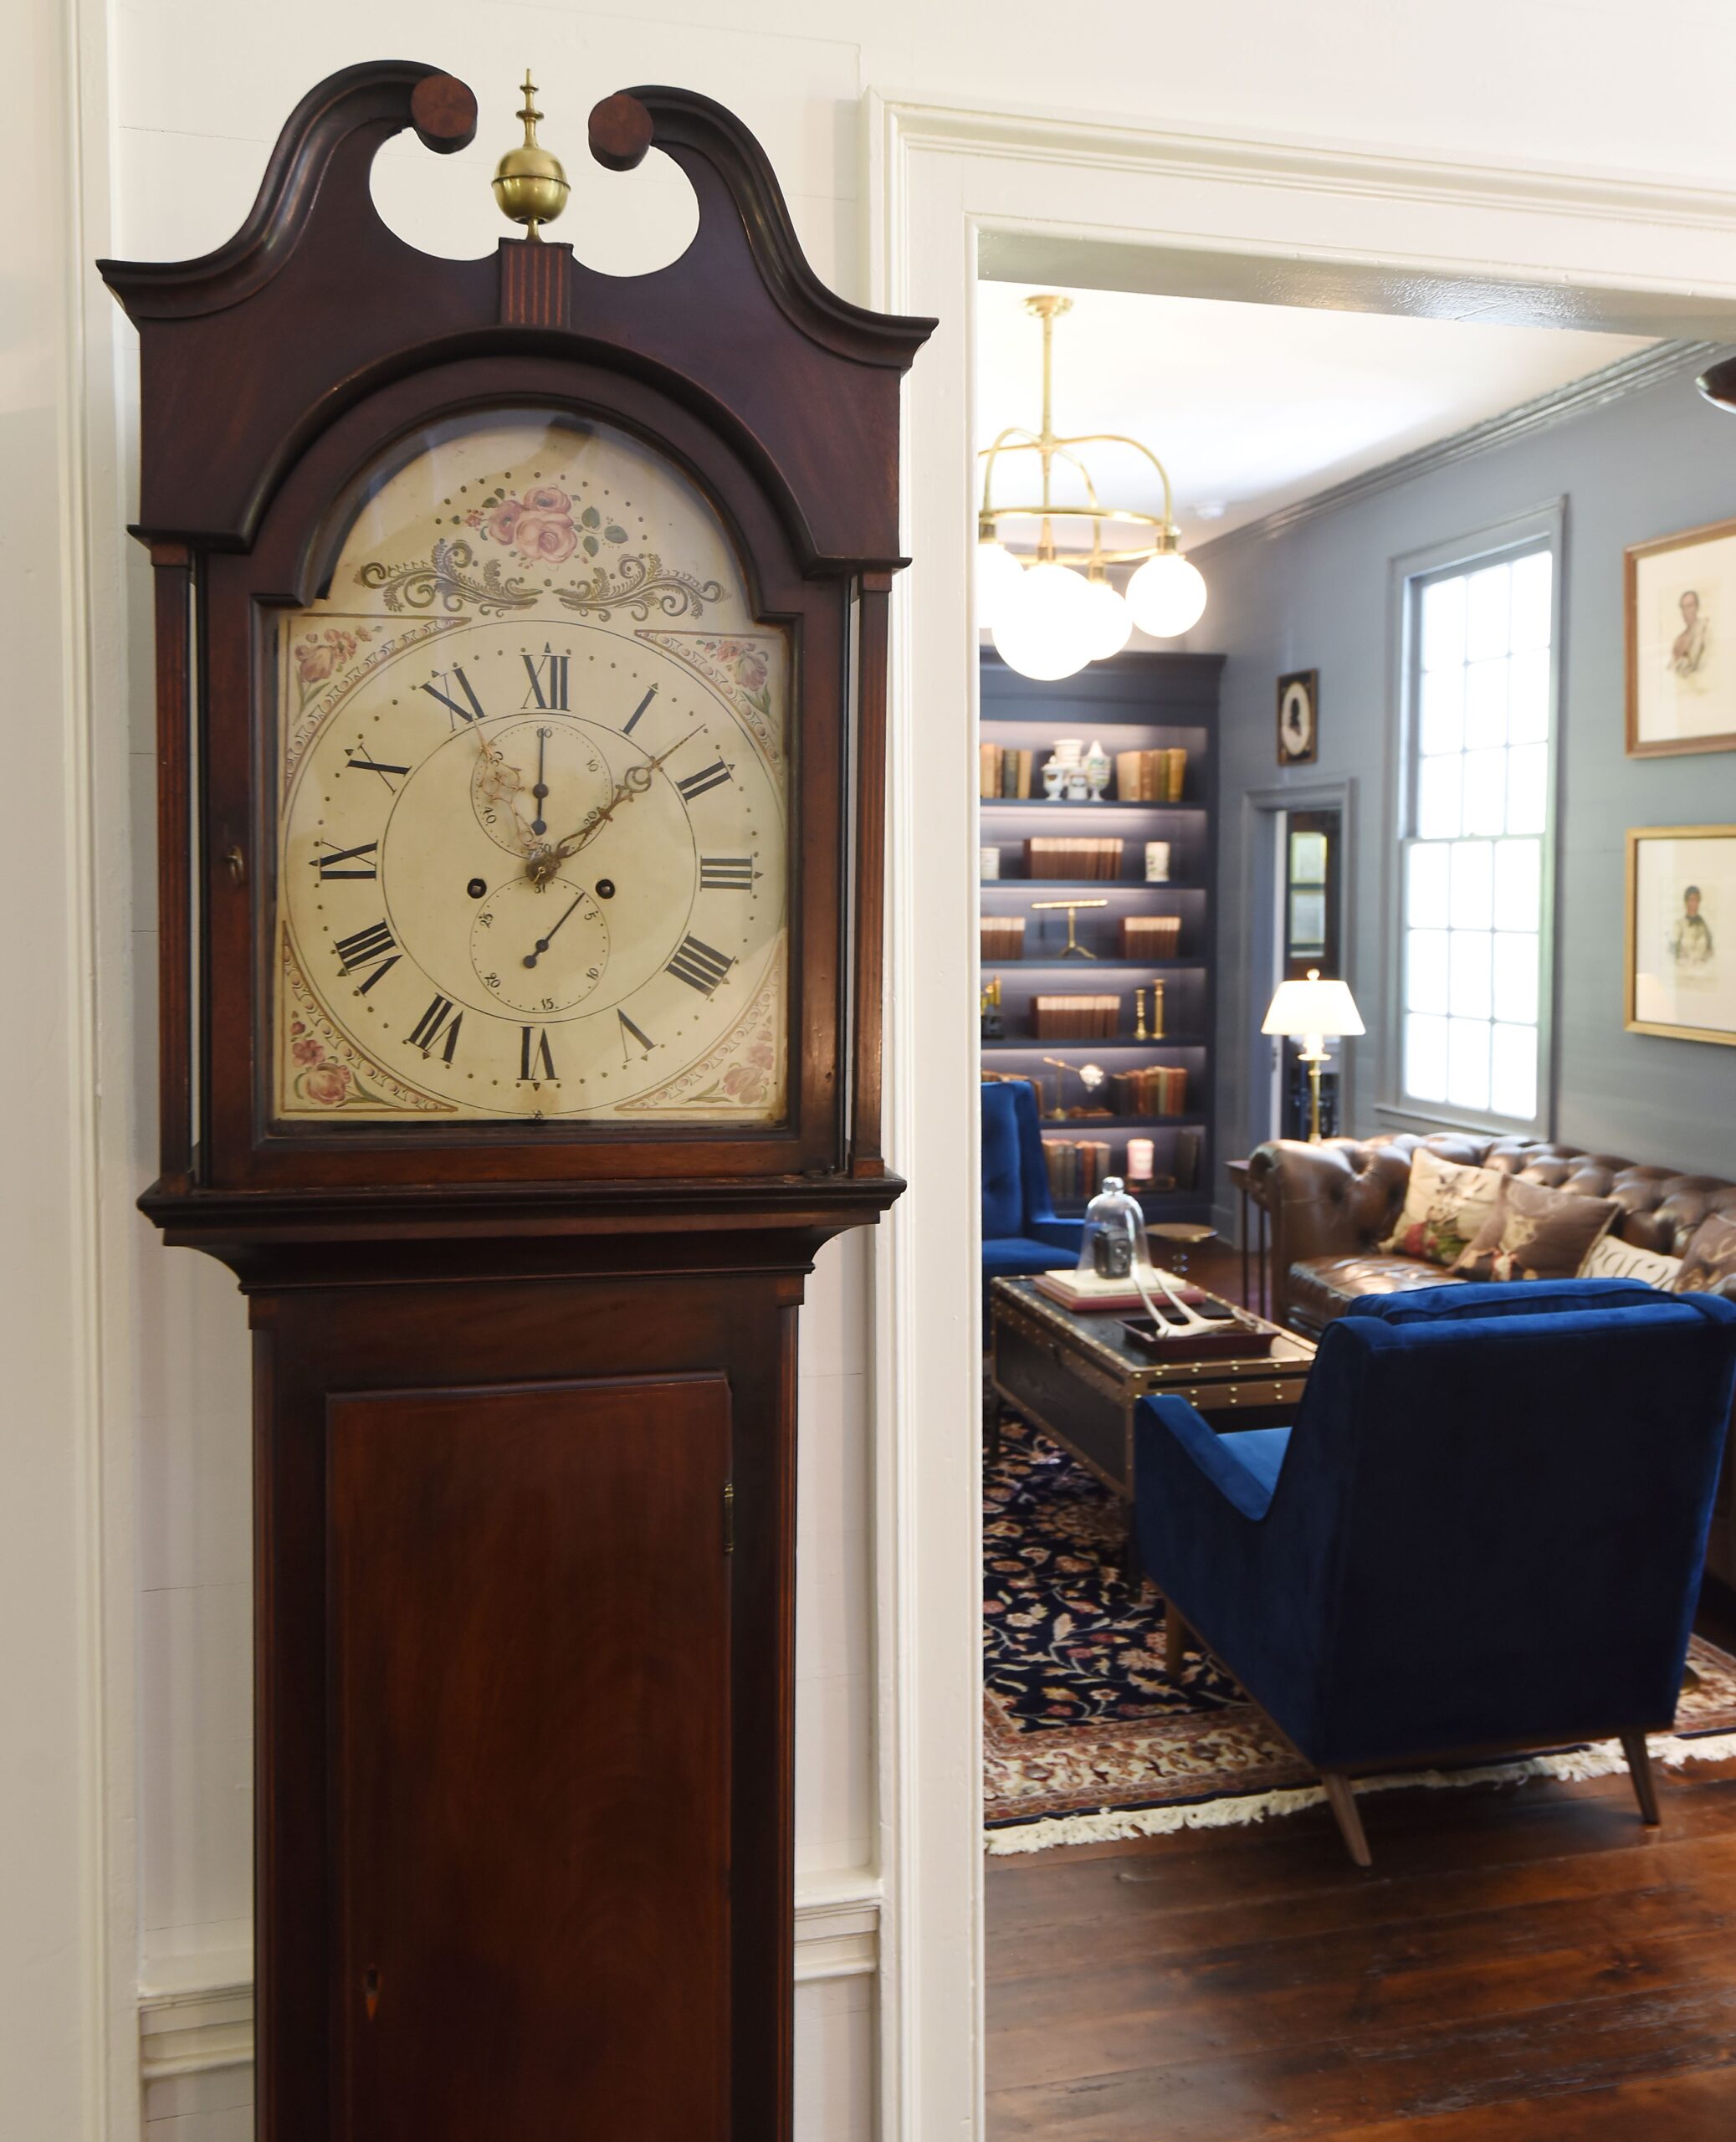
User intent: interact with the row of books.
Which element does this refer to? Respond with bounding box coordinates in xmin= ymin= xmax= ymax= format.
xmin=976 ymin=746 xmax=1191 ymax=802
xmin=1107 ymin=1064 xmax=1191 ymax=1116
xmin=1120 ymin=915 xmax=1184 ymax=959
xmin=1027 ymin=836 xmax=1123 ymax=879
xmin=981 ymin=916 xmax=1027 ymax=960
xmin=1036 ymin=1125 xmax=1205 ymax=1202
xmin=1115 ymin=748 xmax=1189 ymax=802
xmin=1042 ymin=1140 xmax=1114 ymax=1202
xmin=1031 ymin=993 xmax=1123 ymax=1040
xmin=981 ymin=746 xmax=1037 ymax=798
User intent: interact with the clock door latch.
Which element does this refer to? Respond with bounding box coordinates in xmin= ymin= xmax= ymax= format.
xmin=723 ymin=1482 xmax=735 ymax=1555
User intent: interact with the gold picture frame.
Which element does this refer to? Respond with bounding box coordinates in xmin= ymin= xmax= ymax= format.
xmin=1277 ymin=669 xmax=1319 ymax=766
xmin=1625 ymin=515 xmax=1736 ymax=757
xmin=1626 ymin=824 xmax=1736 ymax=1047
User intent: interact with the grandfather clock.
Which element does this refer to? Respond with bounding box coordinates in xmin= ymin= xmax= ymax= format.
xmin=101 ymin=62 xmax=930 ymax=2139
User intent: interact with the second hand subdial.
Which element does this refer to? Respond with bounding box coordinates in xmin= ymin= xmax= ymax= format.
xmin=469 ymin=877 xmax=610 ymax=1017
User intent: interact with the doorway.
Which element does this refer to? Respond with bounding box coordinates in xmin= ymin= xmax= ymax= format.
xmin=870 ymin=92 xmax=1736 ymax=2137
xmin=1275 ymin=806 xmax=1345 ymax=1139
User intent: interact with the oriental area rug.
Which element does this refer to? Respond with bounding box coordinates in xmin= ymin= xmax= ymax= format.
xmin=983 ymin=1412 xmax=1736 ymax=1855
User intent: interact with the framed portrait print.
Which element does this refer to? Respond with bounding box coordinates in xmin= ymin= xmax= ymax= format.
xmin=1278 ymin=669 xmax=1319 ymax=766
xmin=1626 ymin=517 xmax=1736 ymax=756
xmin=1626 ymin=825 xmax=1736 ymax=1046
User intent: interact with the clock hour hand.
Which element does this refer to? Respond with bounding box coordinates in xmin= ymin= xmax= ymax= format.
xmin=522 ymin=889 xmax=590 ymax=969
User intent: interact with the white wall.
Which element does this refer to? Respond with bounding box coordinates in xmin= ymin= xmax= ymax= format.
xmin=20 ymin=3 xmax=1736 ymax=2138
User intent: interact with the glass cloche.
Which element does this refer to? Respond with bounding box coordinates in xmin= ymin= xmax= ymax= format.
xmin=1078 ymin=1176 xmax=1152 ymax=1282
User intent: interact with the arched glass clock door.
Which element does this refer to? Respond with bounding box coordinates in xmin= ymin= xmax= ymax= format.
xmin=274 ymin=409 xmax=791 ymax=1129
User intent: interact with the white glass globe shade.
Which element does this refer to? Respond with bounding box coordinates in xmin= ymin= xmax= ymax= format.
xmin=991 ymin=561 xmax=1095 ymax=680
xmin=1079 ymin=577 xmax=1134 ymax=663
xmin=975 ymin=538 xmax=1025 ymax=626
xmin=1125 ymin=550 xmax=1207 ymax=638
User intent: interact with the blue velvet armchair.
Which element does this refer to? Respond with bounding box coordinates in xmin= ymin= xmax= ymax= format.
xmin=981 ymin=1081 xmax=1081 ymax=1323
xmin=1134 ymin=1279 xmax=1736 ymax=1864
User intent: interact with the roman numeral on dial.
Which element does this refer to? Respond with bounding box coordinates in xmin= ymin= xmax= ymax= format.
xmin=617 ymin=1009 xmax=655 ymax=1062
xmin=420 ymin=667 xmax=486 ymax=727
xmin=666 ymin=935 xmax=735 ymax=995
xmin=520 ymin=1027 xmax=556 ymax=1082
xmin=332 ymin=920 xmax=400 ymax=993
xmin=343 ymin=748 xmax=410 ymax=791
xmin=699 ymin=856 xmax=755 ymax=891
xmin=521 ymin=646 xmax=569 ymax=712
xmin=311 ymin=840 xmax=379 ymax=880
xmin=407 ymin=995 xmax=463 ymax=1063
xmin=675 ymin=760 xmax=732 ymax=803
xmin=622 ymin=685 xmax=658 ymax=736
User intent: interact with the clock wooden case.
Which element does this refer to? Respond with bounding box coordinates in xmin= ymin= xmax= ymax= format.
xmin=102 ymin=61 xmax=931 ymax=2141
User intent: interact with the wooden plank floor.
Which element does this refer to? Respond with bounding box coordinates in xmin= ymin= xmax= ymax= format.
xmin=987 ymin=1246 xmax=1736 ymax=2136
xmin=986 ymin=1755 xmax=1736 ymax=2136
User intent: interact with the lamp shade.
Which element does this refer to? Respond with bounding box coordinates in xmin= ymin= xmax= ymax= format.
xmin=1262 ymin=968 xmax=1365 ymax=1039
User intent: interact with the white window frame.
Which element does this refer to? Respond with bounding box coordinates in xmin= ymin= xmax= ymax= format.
xmin=1380 ymin=502 xmax=1564 ymax=1140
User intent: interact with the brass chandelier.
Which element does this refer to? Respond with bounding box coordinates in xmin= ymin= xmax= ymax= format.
xmin=977 ymin=295 xmax=1207 ymax=679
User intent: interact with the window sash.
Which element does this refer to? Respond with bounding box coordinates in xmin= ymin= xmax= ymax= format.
xmin=1394 ymin=531 xmax=1556 ymax=1135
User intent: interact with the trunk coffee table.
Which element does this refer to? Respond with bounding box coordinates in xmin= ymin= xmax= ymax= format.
xmin=987 ymin=1275 xmax=1316 ymax=1581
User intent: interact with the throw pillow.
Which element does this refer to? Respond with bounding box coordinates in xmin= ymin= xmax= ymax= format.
xmin=1675 ymin=1212 xmax=1736 ymax=1296
xmin=1454 ymin=1176 xmax=1618 ymax=1284
xmin=1579 ymin=1232 xmax=1683 ymax=1289
xmin=1379 ymin=1148 xmax=1506 ymax=1268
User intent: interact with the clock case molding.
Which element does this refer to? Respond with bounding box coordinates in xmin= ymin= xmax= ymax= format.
xmin=100 ymin=62 xmax=932 ymax=2142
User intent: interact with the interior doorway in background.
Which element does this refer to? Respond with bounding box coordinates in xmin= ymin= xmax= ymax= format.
xmin=1273 ymin=807 xmax=1344 ymax=1139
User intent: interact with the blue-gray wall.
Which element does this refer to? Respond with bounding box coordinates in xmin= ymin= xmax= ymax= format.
xmin=1192 ymin=357 xmax=1736 ymax=1207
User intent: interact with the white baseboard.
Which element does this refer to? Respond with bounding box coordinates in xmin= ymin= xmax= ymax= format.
xmin=138 ymin=1875 xmax=883 ymax=2079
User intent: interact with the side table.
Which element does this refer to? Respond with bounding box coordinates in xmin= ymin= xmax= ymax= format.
xmin=1226 ymin=1158 xmax=1270 ymax=1321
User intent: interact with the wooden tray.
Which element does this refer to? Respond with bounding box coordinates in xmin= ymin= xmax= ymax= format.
xmin=1118 ymin=1313 xmax=1278 ymax=1362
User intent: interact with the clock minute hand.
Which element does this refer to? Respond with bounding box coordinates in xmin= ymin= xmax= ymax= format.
xmin=522 ymin=889 xmax=590 ymax=970
xmin=547 ymin=726 xmax=706 ymax=859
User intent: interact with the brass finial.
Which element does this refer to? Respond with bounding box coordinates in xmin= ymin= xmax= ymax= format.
xmin=492 ymin=69 xmax=570 ymax=240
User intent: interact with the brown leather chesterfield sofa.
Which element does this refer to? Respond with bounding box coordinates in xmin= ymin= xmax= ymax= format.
xmin=1247 ymin=1131 xmax=1736 ymax=1591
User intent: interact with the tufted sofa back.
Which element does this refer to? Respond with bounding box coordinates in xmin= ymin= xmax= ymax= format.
xmin=1249 ymin=1130 xmax=1736 ymax=1282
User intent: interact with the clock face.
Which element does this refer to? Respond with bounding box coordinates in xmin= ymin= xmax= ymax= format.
xmin=273 ymin=413 xmax=789 ymax=1124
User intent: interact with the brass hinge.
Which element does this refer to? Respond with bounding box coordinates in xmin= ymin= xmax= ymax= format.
xmin=723 ymin=1482 xmax=735 ymax=1555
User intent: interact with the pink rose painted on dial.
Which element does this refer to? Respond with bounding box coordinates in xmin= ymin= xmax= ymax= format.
xmin=524 ymin=485 xmax=571 ymax=515
xmin=484 ymin=499 xmax=525 ymax=546
xmin=290 ymin=1034 xmax=325 ymax=1067
xmin=735 ymin=650 xmax=768 ymax=694
xmin=300 ymin=1063 xmax=352 ymax=1107
xmin=512 ymin=511 xmax=578 ymax=565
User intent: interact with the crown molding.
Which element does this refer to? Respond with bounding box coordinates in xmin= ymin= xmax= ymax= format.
xmin=877 ymin=92 xmax=1736 ymax=235
xmin=1192 ymin=340 xmax=1726 ymax=554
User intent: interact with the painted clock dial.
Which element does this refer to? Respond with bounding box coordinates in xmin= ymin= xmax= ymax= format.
xmin=274 ymin=413 xmax=789 ymax=1124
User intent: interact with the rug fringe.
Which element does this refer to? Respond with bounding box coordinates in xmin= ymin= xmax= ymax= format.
xmin=984 ymin=1729 xmax=1736 ymax=1856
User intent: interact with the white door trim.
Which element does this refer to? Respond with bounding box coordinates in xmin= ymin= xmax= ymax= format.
xmin=864 ymin=85 xmax=1736 ymax=2141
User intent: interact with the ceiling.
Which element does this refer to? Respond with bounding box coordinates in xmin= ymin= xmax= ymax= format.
xmin=976 ymin=280 xmax=1658 ymax=551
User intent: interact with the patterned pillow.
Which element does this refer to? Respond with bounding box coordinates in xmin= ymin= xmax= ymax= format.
xmin=1579 ymin=1233 xmax=1682 ymax=1289
xmin=1675 ymin=1212 xmax=1736 ymax=1296
xmin=1454 ymin=1176 xmax=1618 ymax=1284
xmin=1379 ymin=1148 xmax=1506 ymax=1268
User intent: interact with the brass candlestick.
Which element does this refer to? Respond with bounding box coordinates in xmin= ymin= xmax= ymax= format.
xmin=1134 ymin=986 xmax=1148 ymax=1041
xmin=1029 ymin=895 xmax=1109 ymax=958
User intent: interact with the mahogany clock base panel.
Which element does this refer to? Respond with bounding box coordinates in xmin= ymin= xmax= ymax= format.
xmin=180 ymin=1211 xmax=876 ymax=2142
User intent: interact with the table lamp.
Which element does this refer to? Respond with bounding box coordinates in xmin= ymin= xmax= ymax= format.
xmin=1262 ymin=968 xmax=1365 ymax=1143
